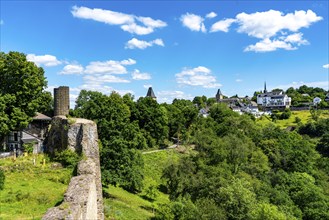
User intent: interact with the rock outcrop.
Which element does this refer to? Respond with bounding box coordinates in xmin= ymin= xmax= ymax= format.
xmin=43 ymin=116 xmax=104 ymax=220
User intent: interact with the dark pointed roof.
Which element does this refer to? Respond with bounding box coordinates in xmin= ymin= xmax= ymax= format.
xmin=216 ymin=89 xmax=222 ymax=96
xmin=146 ymin=87 xmax=156 ymax=98
xmin=264 ymin=81 xmax=267 ymax=93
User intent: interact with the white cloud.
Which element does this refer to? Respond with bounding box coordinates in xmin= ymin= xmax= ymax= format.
xmin=84 ymin=74 xmax=130 ymax=84
xmin=283 ymin=33 xmax=309 ymax=45
xmin=210 ymin=18 xmax=236 ymax=33
xmin=323 ymin=64 xmax=329 ymax=69
xmin=125 ymin=38 xmax=164 ymax=49
xmin=143 ymin=84 xmax=152 ymax=89
xmin=180 ymin=13 xmax=206 ymax=33
xmin=206 ymin=12 xmax=217 ymax=19
xmin=236 ymin=9 xmax=322 ymax=39
xmin=60 ymin=64 xmax=84 ymax=74
xmin=176 ymin=66 xmax=221 ymax=88
xmin=0 ymin=20 xmax=3 ymax=25
xmin=236 ymin=79 xmax=243 ymax=82
xmin=132 ymin=69 xmax=151 ymax=80
xmin=84 ymin=59 xmax=136 ymax=74
xmin=273 ymin=81 xmax=328 ymax=91
xmin=71 ymin=6 xmax=166 ymax=35
xmin=157 ymin=90 xmax=193 ymax=103
xmin=244 ymin=38 xmax=296 ymax=52
xmin=27 ymin=54 xmax=62 ymax=67
xmin=208 ymin=9 xmax=321 ymax=52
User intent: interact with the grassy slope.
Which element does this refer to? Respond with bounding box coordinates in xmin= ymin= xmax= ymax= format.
xmin=104 ymin=149 xmax=181 ymax=220
xmin=257 ymin=110 xmax=329 ymax=128
xmin=0 ymin=155 xmax=72 ymax=220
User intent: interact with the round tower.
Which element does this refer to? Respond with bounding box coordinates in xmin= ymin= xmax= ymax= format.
xmin=54 ymin=86 xmax=70 ymax=116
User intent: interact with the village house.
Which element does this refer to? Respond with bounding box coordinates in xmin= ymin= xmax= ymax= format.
xmin=2 ymin=112 xmax=51 ymax=156
xmin=257 ymin=82 xmax=291 ymax=109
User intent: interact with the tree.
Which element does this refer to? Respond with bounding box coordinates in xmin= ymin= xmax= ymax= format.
xmin=75 ymin=90 xmax=145 ymax=192
xmin=0 ymin=51 xmax=47 ymax=138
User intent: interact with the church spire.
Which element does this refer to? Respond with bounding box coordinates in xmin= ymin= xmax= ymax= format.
xmin=264 ymin=81 xmax=267 ymax=93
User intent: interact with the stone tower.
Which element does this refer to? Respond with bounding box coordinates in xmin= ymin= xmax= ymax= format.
xmin=216 ymin=89 xmax=223 ymax=102
xmin=54 ymin=86 xmax=70 ymax=116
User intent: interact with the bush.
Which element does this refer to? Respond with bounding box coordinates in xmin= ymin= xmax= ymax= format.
xmin=0 ymin=169 xmax=5 ymax=190
xmin=54 ymin=149 xmax=80 ymax=168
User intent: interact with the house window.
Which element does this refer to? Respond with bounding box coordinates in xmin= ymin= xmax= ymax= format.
xmin=14 ymin=133 xmax=18 ymax=142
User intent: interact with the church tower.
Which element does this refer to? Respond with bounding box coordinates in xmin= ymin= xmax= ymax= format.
xmin=146 ymin=87 xmax=156 ymax=100
xmin=216 ymin=89 xmax=223 ymax=102
xmin=264 ymin=82 xmax=268 ymax=93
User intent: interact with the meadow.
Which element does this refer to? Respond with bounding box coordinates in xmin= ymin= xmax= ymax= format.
xmin=103 ymin=149 xmax=181 ymax=220
xmin=0 ymin=154 xmax=72 ymax=220
xmin=257 ymin=110 xmax=329 ymax=128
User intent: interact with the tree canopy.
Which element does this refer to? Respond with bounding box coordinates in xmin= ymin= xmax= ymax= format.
xmin=0 ymin=51 xmax=49 ymax=139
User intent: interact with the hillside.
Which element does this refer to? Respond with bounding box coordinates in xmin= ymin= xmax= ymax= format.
xmin=0 ymin=155 xmax=73 ymax=219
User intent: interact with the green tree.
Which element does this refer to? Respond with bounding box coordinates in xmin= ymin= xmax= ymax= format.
xmin=0 ymin=51 xmax=47 ymax=138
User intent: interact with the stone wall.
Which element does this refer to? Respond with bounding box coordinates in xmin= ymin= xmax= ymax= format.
xmin=43 ymin=116 xmax=104 ymax=220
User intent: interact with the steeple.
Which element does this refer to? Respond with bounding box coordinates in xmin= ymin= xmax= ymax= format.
xmin=264 ymin=81 xmax=268 ymax=93
xmin=146 ymin=87 xmax=156 ymax=99
xmin=216 ymin=89 xmax=223 ymax=101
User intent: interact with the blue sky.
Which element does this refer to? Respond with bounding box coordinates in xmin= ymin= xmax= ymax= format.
xmin=1 ymin=1 xmax=328 ymax=106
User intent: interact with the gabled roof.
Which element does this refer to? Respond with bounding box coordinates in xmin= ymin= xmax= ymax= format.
xmin=146 ymin=87 xmax=156 ymax=98
xmin=33 ymin=112 xmax=52 ymax=120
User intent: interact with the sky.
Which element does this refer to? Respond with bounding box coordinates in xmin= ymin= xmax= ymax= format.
xmin=1 ymin=1 xmax=329 ymax=107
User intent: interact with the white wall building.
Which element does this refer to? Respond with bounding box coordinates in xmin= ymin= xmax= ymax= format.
xmin=257 ymin=83 xmax=291 ymax=109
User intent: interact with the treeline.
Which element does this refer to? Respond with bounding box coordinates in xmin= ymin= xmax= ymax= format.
xmin=72 ymin=89 xmax=329 ymax=219
xmin=71 ymin=91 xmax=199 ymax=192
xmin=155 ymin=104 xmax=329 ymax=220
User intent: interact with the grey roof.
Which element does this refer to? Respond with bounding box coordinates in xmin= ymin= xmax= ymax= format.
xmin=146 ymin=87 xmax=156 ymax=98
xmin=257 ymin=91 xmax=285 ymax=98
xmin=33 ymin=112 xmax=52 ymax=120
xmin=21 ymin=131 xmax=41 ymax=143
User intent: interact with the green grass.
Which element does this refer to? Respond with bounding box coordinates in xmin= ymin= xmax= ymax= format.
xmin=257 ymin=110 xmax=329 ymax=129
xmin=104 ymin=149 xmax=182 ymax=220
xmin=0 ymin=154 xmax=72 ymax=220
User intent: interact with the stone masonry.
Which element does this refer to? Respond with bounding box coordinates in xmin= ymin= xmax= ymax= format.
xmin=54 ymin=86 xmax=70 ymax=116
xmin=43 ymin=116 xmax=104 ymax=220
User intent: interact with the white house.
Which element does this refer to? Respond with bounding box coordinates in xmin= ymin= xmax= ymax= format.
xmin=313 ymin=97 xmax=322 ymax=105
xmin=257 ymin=83 xmax=291 ymax=109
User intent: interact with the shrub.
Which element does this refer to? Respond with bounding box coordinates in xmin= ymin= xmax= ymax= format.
xmin=0 ymin=169 xmax=5 ymax=190
xmin=54 ymin=149 xmax=80 ymax=168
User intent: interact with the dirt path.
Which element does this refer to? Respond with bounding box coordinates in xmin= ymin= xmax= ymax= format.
xmin=142 ymin=144 xmax=177 ymax=154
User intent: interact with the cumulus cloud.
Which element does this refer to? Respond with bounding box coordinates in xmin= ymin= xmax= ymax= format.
xmin=71 ymin=6 xmax=167 ymax=35
xmin=210 ymin=18 xmax=236 ymax=33
xmin=143 ymin=84 xmax=152 ymax=89
xmin=236 ymin=9 xmax=322 ymax=39
xmin=157 ymin=90 xmax=193 ymax=103
xmin=60 ymin=64 xmax=84 ymax=74
xmin=323 ymin=64 xmax=329 ymax=68
xmin=27 ymin=54 xmax=62 ymax=67
xmin=176 ymin=66 xmax=221 ymax=88
xmin=283 ymin=33 xmax=309 ymax=45
xmin=125 ymin=38 xmax=164 ymax=49
xmin=0 ymin=20 xmax=3 ymax=25
xmin=244 ymin=38 xmax=296 ymax=52
xmin=132 ymin=69 xmax=151 ymax=80
xmin=273 ymin=81 xmax=328 ymax=91
xmin=180 ymin=13 xmax=206 ymax=33
xmin=206 ymin=12 xmax=217 ymax=19
xmin=208 ymin=9 xmax=321 ymax=52
xmin=84 ymin=74 xmax=130 ymax=84
xmin=84 ymin=59 xmax=136 ymax=74
xmin=236 ymin=79 xmax=243 ymax=82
